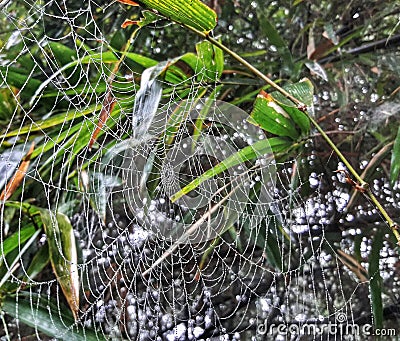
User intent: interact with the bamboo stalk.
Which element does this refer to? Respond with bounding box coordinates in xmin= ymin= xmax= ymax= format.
xmin=182 ymin=25 xmax=400 ymax=245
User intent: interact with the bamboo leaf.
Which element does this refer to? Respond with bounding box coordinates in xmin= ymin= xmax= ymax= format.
xmin=171 ymin=138 xmax=273 ymax=202
xmin=242 ymin=216 xmax=285 ymax=271
xmin=47 ymin=42 xmax=81 ymax=85
xmin=390 ymin=126 xmax=400 ymax=188
xmin=2 ymin=293 xmax=102 ymax=340
xmin=0 ymin=87 xmax=17 ymax=122
xmin=250 ymin=91 xmax=299 ymax=140
xmin=39 ymin=209 xmax=79 ymax=320
xmin=0 ymin=224 xmax=36 ymax=259
xmin=257 ymin=11 xmax=295 ymax=75
xmin=368 ymin=229 xmax=384 ymax=329
xmin=280 ymin=104 xmax=310 ymax=135
xmin=0 ymin=67 xmax=41 ymax=98
xmin=271 ymin=78 xmax=314 ymax=107
xmin=196 ymin=40 xmax=224 ymax=81
xmin=24 ymin=244 xmax=50 ymax=282
xmin=118 ymin=0 xmax=217 ymax=33
xmin=0 ymin=104 xmax=100 ymax=139
xmin=267 ymin=137 xmax=293 ymax=153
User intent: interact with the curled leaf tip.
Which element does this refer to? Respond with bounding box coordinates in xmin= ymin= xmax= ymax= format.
xmin=258 ymin=90 xmax=273 ymax=101
xmin=117 ymin=0 xmax=139 ymax=6
xmin=122 ymin=19 xmax=139 ymax=28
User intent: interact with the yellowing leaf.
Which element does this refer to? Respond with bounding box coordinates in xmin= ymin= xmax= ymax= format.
xmin=39 ymin=209 xmax=79 ymax=320
xmin=0 ymin=142 xmax=34 ymax=201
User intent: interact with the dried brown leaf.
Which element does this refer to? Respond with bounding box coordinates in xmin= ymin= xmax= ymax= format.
xmin=0 ymin=142 xmax=35 ymax=201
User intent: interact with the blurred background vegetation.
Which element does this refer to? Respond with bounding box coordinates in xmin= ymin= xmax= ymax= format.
xmin=0 ymin=0 xmax=400 ymax=339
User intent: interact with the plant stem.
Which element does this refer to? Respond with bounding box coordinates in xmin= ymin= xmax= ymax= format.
xmin=185 ymin=25 xmax=400 ymax=245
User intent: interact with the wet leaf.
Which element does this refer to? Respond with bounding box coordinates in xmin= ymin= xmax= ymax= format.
xmin=194 ymin=236 xmax=221 ymax=281
xmin=257 ymin=11 xmax=295 ymax=75
xmin=368 ymin=229 xmax=384 ymax=329
xmin=390 ymin=126 xmax=400 ymax=188
xmin=84 ymin=172 xmax=121 ymax=224
xmin=89 ymin=88 xmax=116 ymax=150
xmin=0 ymin=66 xmax=41 ymax=98
xmin=39 ymin=209 xmax=79 ymax=320
xmin=270 ymin=78 xmax=314 ymax=107
xmin=0 ymin=87 xmax=18 ymax=123
xmin=250 ymin=91 xmax=299 ymax=139
xmin=0 ymin=224 xmax=36 ymax=259
xmin=0 ymin=104 xmax=99 ymax=139
xmin=305 ymin=61 xmax=328 ymax=82
xmin=337 ymin=249 xmax=368 ymax=282
xmin=118 ymin=0 xmax=217 ymax=33
xmin=132 ymin=62 xmax=166 ymax=139
xmin=24 ymin=244 xmax=50 ymax=282
xmin=47 ymin=42 xmax=81 ymax=85
xmin=196 ymin=40 xmax=224 ymax=81
xmin=280 ymin=104 xmax=310 ymax=135
xmin=267 ymin=137 xmax=293 ymax=153
xmin=122 ymin=10 xmax=164 ymax=28
xmin=0 ymin=142 xmax=35 ymax=201
xmin=242 ymin=216 xmax=286 ymax=271
xmin=2 ymin=293 xmax=102 ymax=340
xmin=171 ymin=138 xmax=273 ymax=202
xmin=308 ymin=37 xmax=334 ymax=60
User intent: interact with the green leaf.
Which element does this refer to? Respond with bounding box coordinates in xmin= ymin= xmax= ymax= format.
xmin=39 ymin=209 xmax=79 ymax=320
xmin=250 ymin=91 xmax=299 ymax=140
xmin=2 ymin=293 xmax=103 ymax=340
xmin=0 ymin=104 xmax=100 ymax=139
xmin=0 ymin=225 xmax=36 ymax=259
xmin=280 ymin=104 xmax=310 ymax=135
xmin=179 ymin=52 xmax=202 ymax=72
xmin=242 ymin=216 xmax=286 ymax=271
xmin=268 ymin=137 xmax=293 ymax=153
xmin=0 ymin=67 xmax=41 ymax=98
xmin=368 ymin=229 xmax=384 ymax=329
xmin=110 ymin=29 xmax=127 ymax=51
xmin=192 ymin=87 xmax=222 ymax=148
xmin=134 ymin=0 xmax=217 ymax=33
xmin=133 ymin=9 xmax=165 ymax=28
xmin=47 ymin=42 xmax=81 ymax=85
xmin=271 ymin=78 xmax=314 ymax=107
xmin=0 ymin=87 xmax=17 ymax=122
xmin=390 ymin=126 xmax=400 ymax=188
xmin=30 ymin=122 xmax=83 ymax=160
xmin=171 ymin=138 xmax=273 ymax=202
xmin=257 ymin=11 xmax=295 ymax=75
xmin=24 ymin=244 xmax=50 ymax=282
xmin=196 ymin=40 xmax=224 ymax=81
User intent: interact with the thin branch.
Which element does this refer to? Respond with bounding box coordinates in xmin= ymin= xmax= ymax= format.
xmin=318 ymin=34 xmax=400 ymax=64
xmin=181 ymin=25 xmax=400 ymax=245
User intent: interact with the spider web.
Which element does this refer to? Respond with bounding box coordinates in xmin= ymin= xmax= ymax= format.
xmin=0 ymin=1 xmax=399 ymax=340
